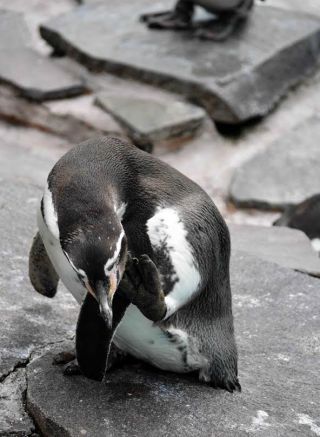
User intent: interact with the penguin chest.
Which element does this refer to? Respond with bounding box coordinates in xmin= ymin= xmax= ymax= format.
xmin=114 ymin=305 xmax=206 ymax=373
xmin=146 ymin=207 xmax=201 ymax=318
xmin=37 ymin=207 xmax=86 ymax=304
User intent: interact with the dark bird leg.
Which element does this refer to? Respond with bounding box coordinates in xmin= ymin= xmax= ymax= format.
xmin=140 ymin=0 xmax=194 ymax=31
xmin=29 ymin=232 xmax=59 ymax=298
xmin=195 ymin=0 xmax=254 ymax=41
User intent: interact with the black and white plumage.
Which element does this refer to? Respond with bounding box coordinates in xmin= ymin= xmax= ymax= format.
xmin=29 ymin=137 xmax=240 ymax=392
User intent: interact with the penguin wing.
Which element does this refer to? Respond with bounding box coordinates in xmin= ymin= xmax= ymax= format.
xmin=28 ymin=232 xmax=59 ymax=298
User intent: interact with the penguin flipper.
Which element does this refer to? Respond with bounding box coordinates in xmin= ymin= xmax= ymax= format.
xmin=29 ymin=232 xmax=59 ymax=298
xmin=121 ymin=254 xmax=167 ymax=322
xmin=76 ymin=291 xmax=129 ymax=382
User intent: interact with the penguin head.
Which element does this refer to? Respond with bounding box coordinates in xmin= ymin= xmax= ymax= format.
xmin=61 ymin=223 xmax=128 ymax=329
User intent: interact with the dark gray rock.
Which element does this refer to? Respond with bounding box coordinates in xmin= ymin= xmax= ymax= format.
xmin=26 ymin=252 xmax=320 ymax=436
xmin=229 ymin=224 xmax=320 ymax=277
xmin=0 ymin=369 xmax=35 ymax=436
xmin=229 ymin=117 xmax=320 ymax=209
xmin=0 ymin=10 xmax=86 ymax=101
xmin=95 ymin=92 xmax=205 ymax=150
xmin=40 ymin=1 xmax=320 ymax=123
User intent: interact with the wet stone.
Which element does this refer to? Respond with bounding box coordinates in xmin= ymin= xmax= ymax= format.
xmin=40 ymin=1 xmax=320 ymax=123
xmin=95 ymin=92 xmax=205 ymax=151
xmin=0 ymin=10 xmax=86 ymax=101
xmin=26 ymin=252 xmax=320 ymax=436
xmin=229 ymin=116 xmax=320 ymax=209
xmin=229 ymin=224 xmax=320 ymax=277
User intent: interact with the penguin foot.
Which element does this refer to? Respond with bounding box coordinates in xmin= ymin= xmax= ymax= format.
xmin=52 ymin=351 xmax=82 ymax=376
xmin=121 ymin=254 xmax=167 ymax=322
xmin=195 ymin=0 xmax=254 ymax=41
xmin=52 ymin=350 xmax=75 ymax=365
xmin=63 ymin=360 xmax=82 ymax=376
xmin=194 ymin=15 xmax=240 ymax=42
xmin=200 ymin=368 xmax=241 ymax=393
xmin=140 ymin=3 xmax=192 ymax=31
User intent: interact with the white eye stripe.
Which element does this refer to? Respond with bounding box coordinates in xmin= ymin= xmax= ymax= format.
xmin=63 ymin=251 xmax=88 ymax=280
xmin=104 ymin=231 xmax=125 ymax=274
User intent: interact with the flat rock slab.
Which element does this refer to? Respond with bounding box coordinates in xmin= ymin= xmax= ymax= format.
xmin=26 ymin=252 xmax=320 ymax=436
xmin=229 ymin=116 xmax=320 ymax=209
xmin=95 ymin=93 xmax=205 ymax=150
xmin=40 ymin=1 xmax=320 ymax=123
xmin=0 ymin=10 xmax=85 ymax=101
xmin=229 ymin=224 xmax=320 ymax=277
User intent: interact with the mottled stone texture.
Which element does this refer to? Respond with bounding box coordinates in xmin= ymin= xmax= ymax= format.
xmin=229 ymin=224 xmax=320 ymax=276
xmin=0 ymin=10 xmax=85 ymax=101
xmin=96 ymin=93 xmax=205 ymax=151
xmin=229 ymin=117 xmax=320 ymax=209
xmin=26 ymin=252 xmax=320 ymax=436
xmin=40 ymin=1 xmax=320 ymax=123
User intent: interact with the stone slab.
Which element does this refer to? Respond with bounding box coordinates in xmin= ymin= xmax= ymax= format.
xmin=0 ymin=85 xmax=116 ymax=143
xmin=229 ymin=116 xmax=320 ymax=210
xmin=26 ymin=252 xmax=320 ymax=436
xmin=40 ymin=1 xmax=320 ymax=124
xmin=0 ymin=10 xmax=86 ymax=101
xmin=95 ymin=92 xmax=205 ymax=150
xmin=229 ymin=224 xmax=320 ymax=277
xmin=0 ymin=369 xmax=35 ymax=436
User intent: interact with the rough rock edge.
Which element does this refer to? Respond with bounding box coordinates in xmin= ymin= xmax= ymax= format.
xmin=0 ymin=339 xmax=72 ymax=437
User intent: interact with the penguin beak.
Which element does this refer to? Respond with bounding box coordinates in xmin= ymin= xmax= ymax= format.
xmin=94 ymin=275 xmax=118 ymax=330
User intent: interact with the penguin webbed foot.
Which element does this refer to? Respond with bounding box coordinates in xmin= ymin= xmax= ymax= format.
xmin=121 ymin=254 xmax=167 ymax=322
xmin=52 ymin=350 xmax=75 ymax=365
xmin=63 ymin=360 xmax=82 ymax=376
xmin=140 ymin=8 xmax=192 ymax=30
xmin=209 ymin=377 xmax=241 ymax=393
xmin=52 ymin=351 xmax=82 ymax=376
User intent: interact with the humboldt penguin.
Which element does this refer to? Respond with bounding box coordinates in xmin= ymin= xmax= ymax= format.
xmin=141 ymin=0 xmax=263 ymax=41
xmin=29 ymin=136 xmax=240 ymax=392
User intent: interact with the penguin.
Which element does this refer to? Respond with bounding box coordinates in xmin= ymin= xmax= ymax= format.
xmin=29 ymin=136 xmax=240 ymax=392
xmin=141 ymin=0 xmax=263 ymax=41
xmin=274 ymin=194 xmax=320 ymax=254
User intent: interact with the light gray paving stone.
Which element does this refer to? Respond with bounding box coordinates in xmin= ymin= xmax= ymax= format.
xmin=229 ymin=116 xmax=320 ymax=210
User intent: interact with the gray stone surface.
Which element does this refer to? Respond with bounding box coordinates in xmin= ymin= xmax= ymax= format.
xmin=229 ymin=224 xmax=320 ymax=277
xmin=95 ymin=92 xmax=205 ymax=150
xmin=0 ymin=139 xmax=78 ymax=437
xmin=26 ymin=252 xmax=320 ymax=436
xmin=229 ymin=116 xmax=320 ymax=209
xmin=0 ymin=369 xmax=35 ymax=436
xmin=40 ymin=1 xmax=320 ymax=123
xmin=0 ymin=10 xmax=85 ymax=101
xmin=0 ymin=85 xmax=116 ymax=143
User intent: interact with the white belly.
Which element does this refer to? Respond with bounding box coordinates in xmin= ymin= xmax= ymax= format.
xmin=114 ymin=305 xmax=205 ymax=373
xmin=37 ymin=208 xmax=86 ymax=304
